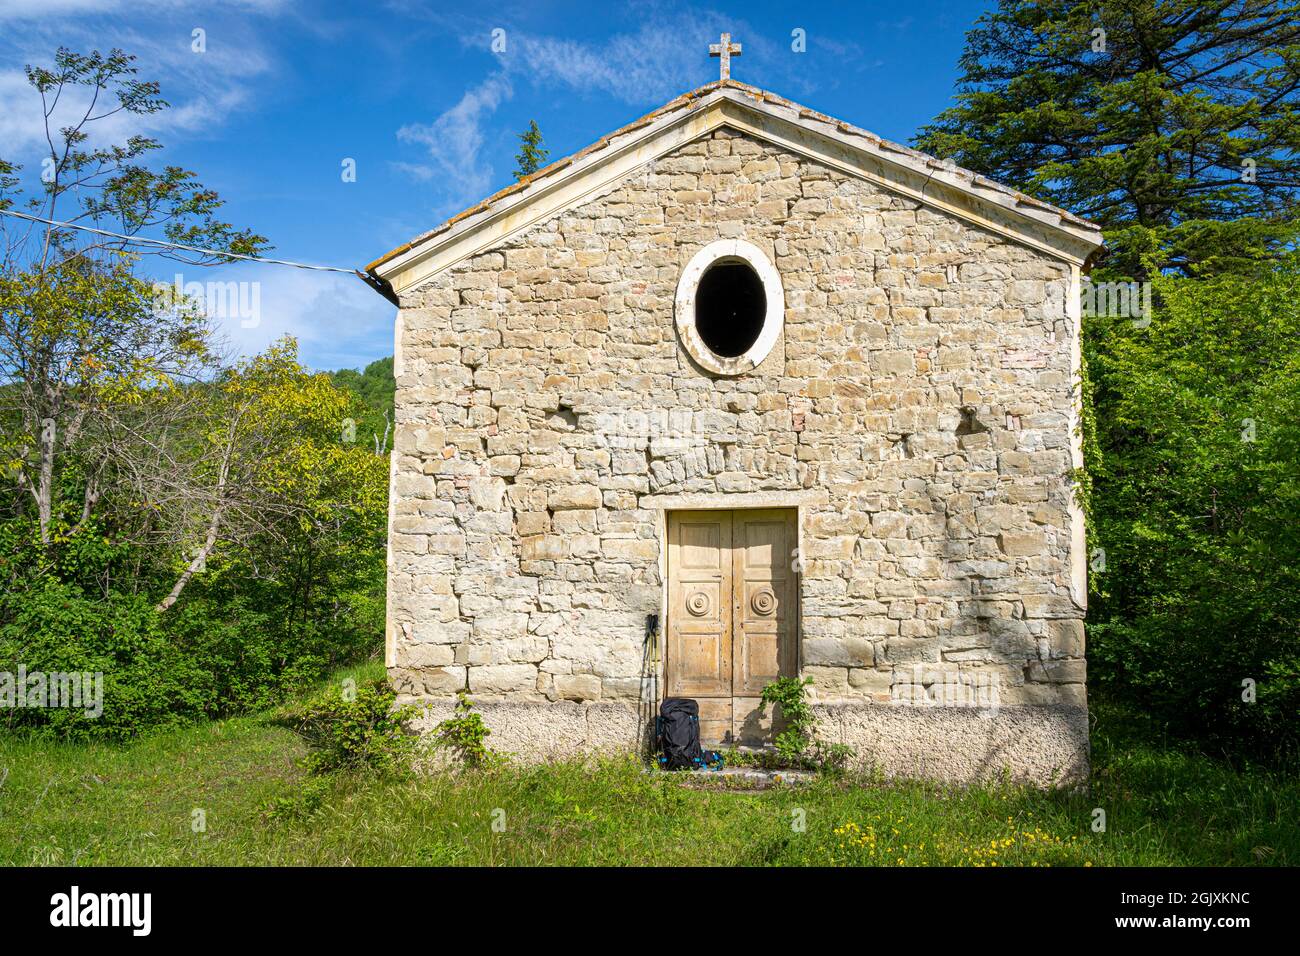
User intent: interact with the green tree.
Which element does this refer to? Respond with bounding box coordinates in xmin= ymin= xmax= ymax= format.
xmin=0 ymin=336 xmax=389 ymax=737
xmin=0 ymin=260 xmax=210 ymax=546
xmin=913 ymin=1 xmax=1300 ymax=278
xmin=150 ymin=338 xmax=388 ymax=612
xmin=1084 ymin=256 xmax=1300 ymax=755
xmin=1 ymin=48 xmax=268 ymax=272
xmin=328 ymin=356 xmax=395 ymax=454
xmin=513 ymin=120 xmax=549 ymax=181
xmin=0 ymin=48 xmax=268 ymax=546
xmin=0 ymin=50 xmax=388 ymax=738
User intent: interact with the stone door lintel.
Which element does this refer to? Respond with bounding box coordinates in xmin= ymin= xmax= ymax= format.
xmin=644 ymin=489 xmax=828 ymax=511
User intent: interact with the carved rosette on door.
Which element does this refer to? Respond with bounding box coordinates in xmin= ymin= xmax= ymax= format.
xmin=666 ymin=509 xmax=798 ymax=745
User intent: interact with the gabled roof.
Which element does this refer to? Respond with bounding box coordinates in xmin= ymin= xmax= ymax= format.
xmin=367 ymin=79 xmax=1103 ymax=296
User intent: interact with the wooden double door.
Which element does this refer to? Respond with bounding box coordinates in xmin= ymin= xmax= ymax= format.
xmin=665 ymin=509 xmax=799 ymax=746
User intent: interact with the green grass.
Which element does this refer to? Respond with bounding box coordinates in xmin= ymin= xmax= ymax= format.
xmin=1 ymin=664 xmax=1294 ymax=866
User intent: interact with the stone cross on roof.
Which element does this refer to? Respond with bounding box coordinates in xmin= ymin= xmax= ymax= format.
xmin=709 ymin=32 xmax=741 ymax=81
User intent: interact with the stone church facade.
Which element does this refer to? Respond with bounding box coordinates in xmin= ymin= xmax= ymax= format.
xmin=365 ymin=79 xmax=1103 ymax=785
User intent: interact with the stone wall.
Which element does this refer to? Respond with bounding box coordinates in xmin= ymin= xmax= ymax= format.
xmin=387 ymin=127 xmax=1088 ymax=785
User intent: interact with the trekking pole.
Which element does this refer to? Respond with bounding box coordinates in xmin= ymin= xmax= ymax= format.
xmin=636 ymin=621 xmax=650 ymax=760
xmin=645 ymin=613 xmax=659 ymax=761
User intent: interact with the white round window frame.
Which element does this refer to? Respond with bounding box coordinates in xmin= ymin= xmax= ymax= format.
xmin=674 ymin=239 xmax=784 ymax=376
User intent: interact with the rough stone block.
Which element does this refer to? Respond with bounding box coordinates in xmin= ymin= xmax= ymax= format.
xmin=549 ymin=485 xmax=602 ymax=510
xmin=469 ymin=663 xmax=539 ymax=696
xmin=553 ymin=674 xmax=603 ymax=701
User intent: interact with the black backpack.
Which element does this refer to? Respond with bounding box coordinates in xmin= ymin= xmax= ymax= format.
xmin=655 ymin=698 xmax=724 ymax=771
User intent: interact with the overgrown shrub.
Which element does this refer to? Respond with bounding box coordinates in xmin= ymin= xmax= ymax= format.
xmin=431 ymin=692 xmax=500 ymax=769
xmin=0 ymin=570 xmax=382 ymax=740
xmin=276 ymin=679 xmax=417 ymax=776
xmin=760 ymin=676 xmax=854 ymax=773
xmin=0 ymin=581 xmax=213 ymax=737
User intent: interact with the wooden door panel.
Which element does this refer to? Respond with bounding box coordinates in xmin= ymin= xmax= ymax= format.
xmin=667 ymin=508 xmax=798 ymax=747
xmin=678 ymin=520 xmax=724 ymax=567
xmin=738 ymin=520 xmax=783 ymax=570
xmin=667 ymin=511 xmax=732 ymax=700
xmin=732 ymin=510 xmax=799 ymax=713
xmin=694 ymin=697 xmax=732 ymax=748
xmin=732 ymin=696 xmax=774 ymax=746
xmin=738 ymin=626 xmax=781 ymax=680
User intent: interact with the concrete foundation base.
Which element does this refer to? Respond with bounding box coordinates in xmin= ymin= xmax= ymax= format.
xmin=404 ymin=698 xmax=645 ymax=761
xmin=816 ymin=702 xmax=1089 ymax=787
xmin=400 ymin=696 xmax=1089 ymax=788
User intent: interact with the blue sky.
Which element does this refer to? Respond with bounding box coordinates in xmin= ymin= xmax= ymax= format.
xmin=0 ymin=0 xmax=992 ymax=371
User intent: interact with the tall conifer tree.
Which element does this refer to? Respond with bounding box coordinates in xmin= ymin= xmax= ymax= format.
xmin=914 ymin=1 xmax=1300 ymax=278
xmin=513 ymin=120 xmax=549 ymax=181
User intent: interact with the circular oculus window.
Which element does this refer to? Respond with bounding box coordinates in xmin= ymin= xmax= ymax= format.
xmin=674 ymin=239 xmax=784 ymax=376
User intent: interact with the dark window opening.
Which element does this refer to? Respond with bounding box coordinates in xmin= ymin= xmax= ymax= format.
xmin=694 ymin=261 xmax=766 ymax=358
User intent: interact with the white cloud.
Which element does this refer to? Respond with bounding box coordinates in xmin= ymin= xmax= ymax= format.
xmin=189 ymin=263 xmax=396 ymax=371
xmin=386 ymin=13 xmax=722 ymax=196
xmin=0 ymin=0 xmax=289 ymax=21
xmin=0 ymin=65 xmax=172 ymax=160
xmin=387 ymin=160 xmax=437 ymax=182
xmin=0 ymin=60 xmax=254 ymax=164
xmin=0 ymin=70 xmax=44 ymax=154
xmin=395 ymin=72 xmax=513 ymax=207
xmin=0 ymin=3 xmax=278 ymax=165
xmin=0 ymin=0 xmax=124 ymax=20
xmin=509 ymin=15 xmax=727 ymax=104
xmin=388 ymin=12 xmax=782 ymax=212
